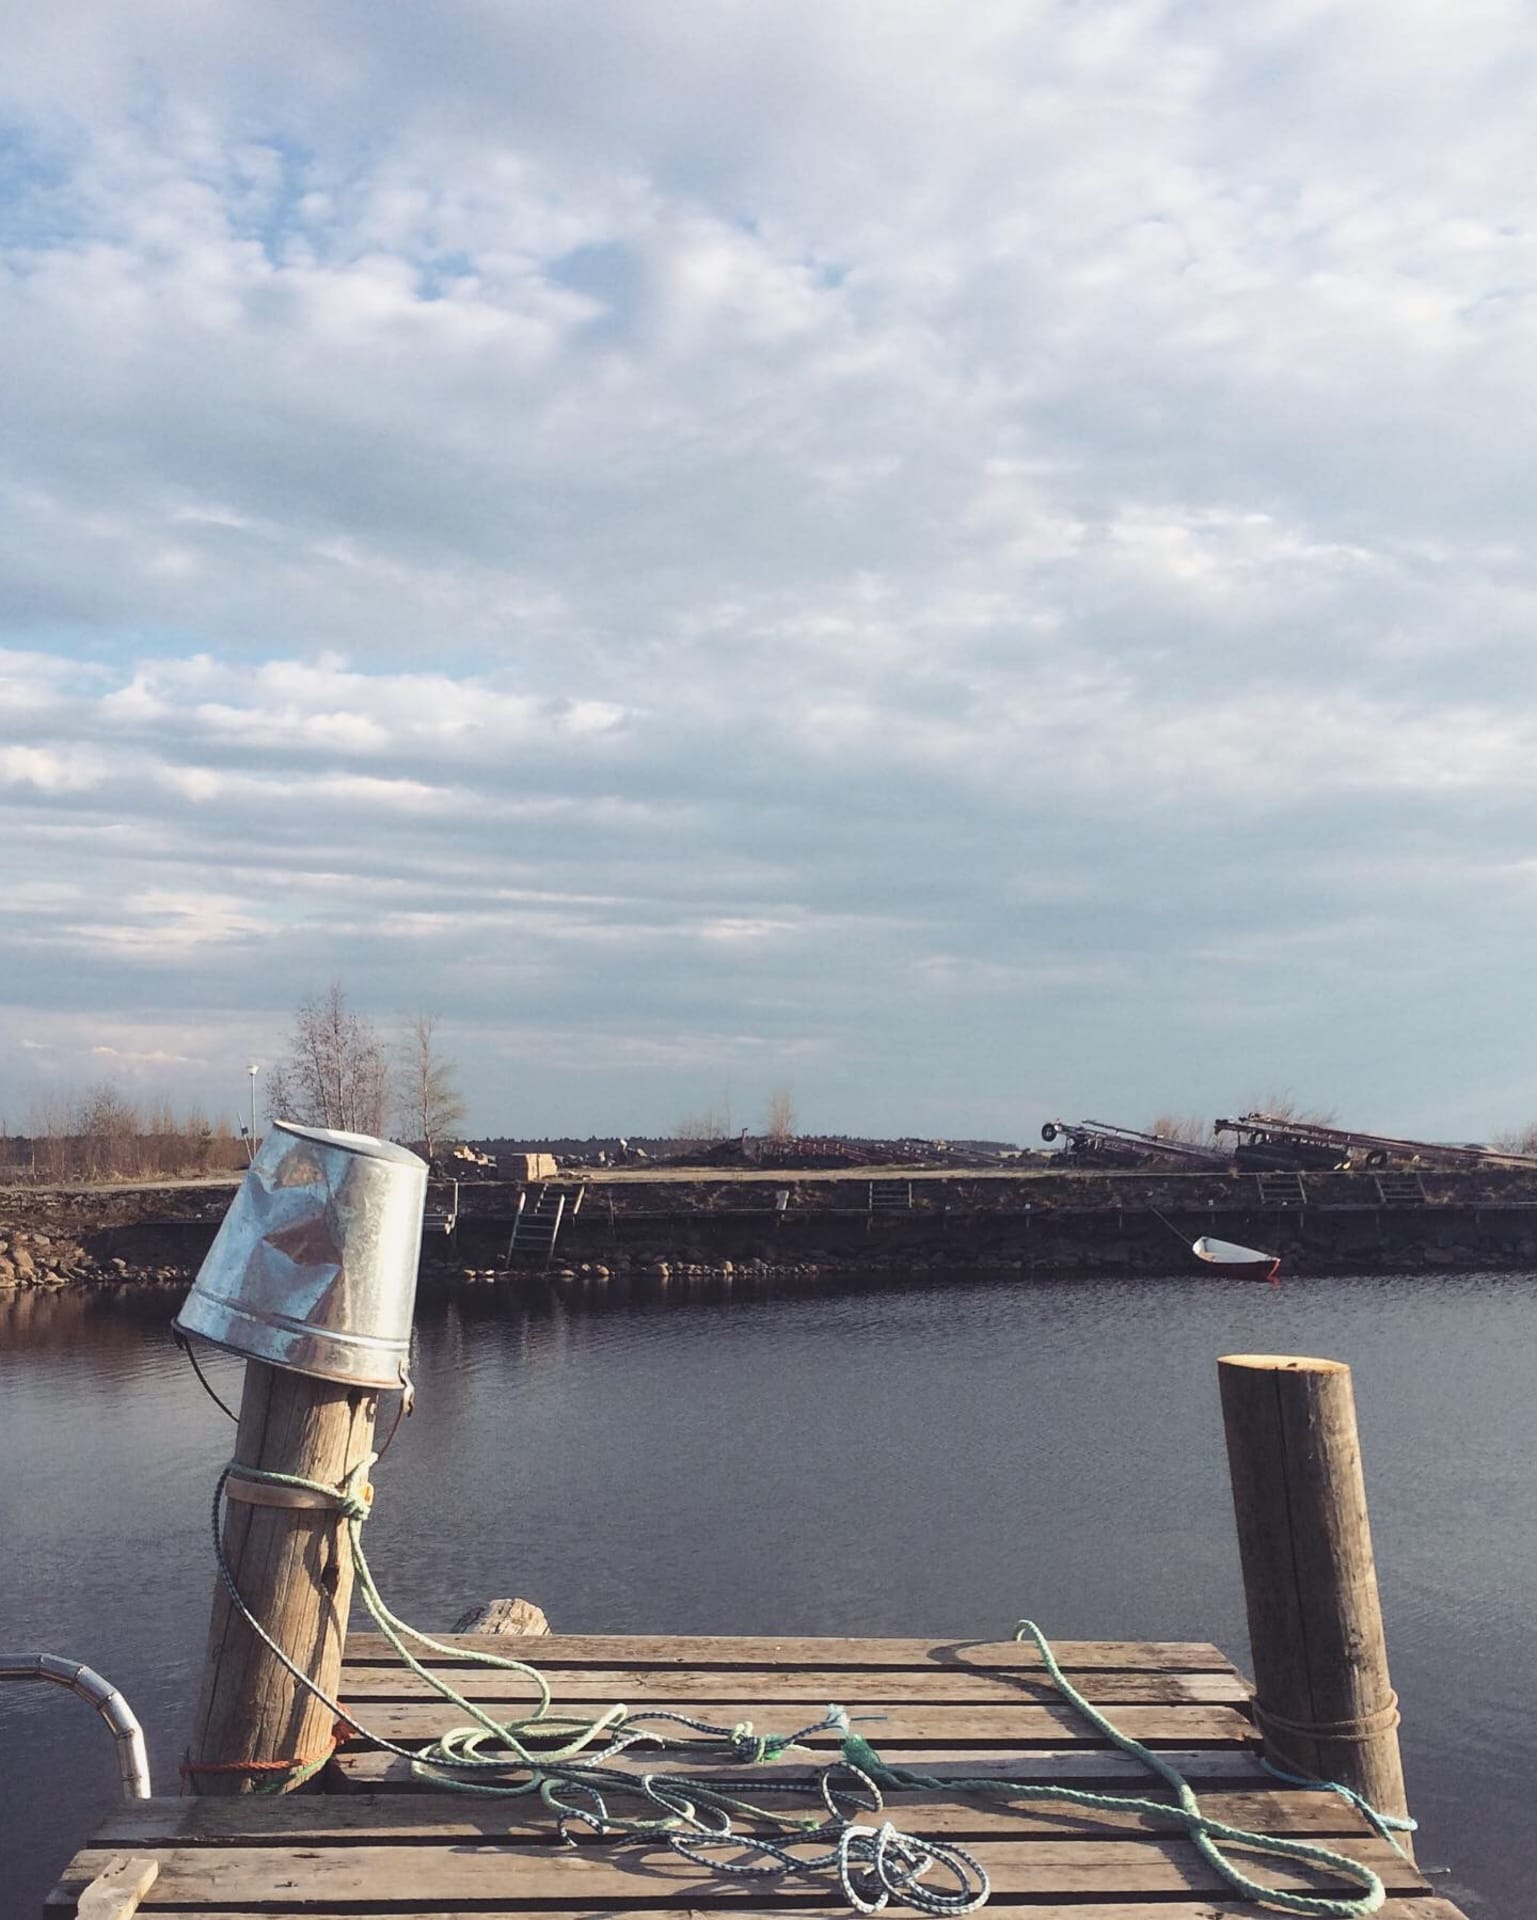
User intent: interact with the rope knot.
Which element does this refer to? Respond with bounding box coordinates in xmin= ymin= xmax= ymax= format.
xmin=338 ymin=1456 xmax=377 ymax=1523
xmin=730 ymin=1721 xmax=772 ymax=1764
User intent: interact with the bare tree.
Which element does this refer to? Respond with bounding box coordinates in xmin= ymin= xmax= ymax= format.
xmin=75 ymin=1082 xmax=142 ymax=1180
xmin=1145 ymin=1112 xmax=1212 ymax=1145
xmin=394 ymin=1012 xmax=466 ymax=1162
xmin=27 ymin=1093 xmax=72 ymax=1181
xmin=1251 ymin=1092 xmax=1336 ymax=1125
xmin=673 ymin=1094 xmax=734 ymax=1144
xmin=268 ymin=983 xmax=390 ymax=1135
xmin=764 ymin=1085 xmax=796 ymax=1141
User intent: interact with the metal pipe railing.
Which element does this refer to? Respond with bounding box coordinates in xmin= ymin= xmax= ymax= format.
xmin=0 ymin=1653 xmax=152 ymax=1799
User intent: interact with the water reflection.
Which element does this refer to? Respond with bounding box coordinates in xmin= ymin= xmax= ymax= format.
xmin=2 ymin=1272 xmax=1531 ymax=1916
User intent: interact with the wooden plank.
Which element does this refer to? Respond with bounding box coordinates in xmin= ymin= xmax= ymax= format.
xmin=343 ymin=1634 xmax=1237 ymax=1672
xmin=75 ymin=1856 xmax=158 ymax=1920
xmin=334 ymin=1744 xmax=1271 ymax=1790
xmin=334 ymin=1700 xmax=1257 ymax=1746
xmin=87 ymin=1787 xmax=1381 ymax=1845
xmin=70 ymin=1905 xmax=1466 ymax=1920
xmin=46 ymin=1834 xmax=1427 ymax=1906
xmin=335 ymin=1665 xmax=1253 ymax=1705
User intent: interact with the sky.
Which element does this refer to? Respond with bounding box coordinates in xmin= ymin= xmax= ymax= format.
xmin=3 ymin=1 xmax=1537 ymax=1143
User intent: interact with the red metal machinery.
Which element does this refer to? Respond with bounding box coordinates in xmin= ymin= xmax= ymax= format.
xmin=1213 ymin=1111 xmax=1537 ymax=1172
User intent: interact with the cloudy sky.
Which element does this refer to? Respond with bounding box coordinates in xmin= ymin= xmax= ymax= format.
xmin=2 ymin=1 xmax=1536 ymax=1142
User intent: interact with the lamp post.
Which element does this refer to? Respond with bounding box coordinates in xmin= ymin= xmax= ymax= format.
xmin=247 ymin=1064 xmax=259 ymax=1162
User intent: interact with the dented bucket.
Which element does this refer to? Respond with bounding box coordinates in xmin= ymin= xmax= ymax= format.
xmin=174 ymin=1121 xmax=427 ymax=1389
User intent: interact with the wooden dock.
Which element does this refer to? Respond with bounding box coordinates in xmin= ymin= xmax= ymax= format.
xmin=49 ymin=1630 xmax=1463 ymax=1919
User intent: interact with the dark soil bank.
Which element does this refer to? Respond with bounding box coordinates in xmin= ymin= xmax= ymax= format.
xmin=9 ymin=1166 xmax=1537 ymax=1291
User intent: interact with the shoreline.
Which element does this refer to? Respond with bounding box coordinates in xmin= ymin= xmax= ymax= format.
xmin=9 ymin=1162 xmax=1537 ymax=1294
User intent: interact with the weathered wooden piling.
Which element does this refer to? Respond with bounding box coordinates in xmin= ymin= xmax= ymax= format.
xmin=183 ymin=1361 xmax=378 ymax=1794
xmin=1218 ymin=1352 xmax=1410 ymax=1831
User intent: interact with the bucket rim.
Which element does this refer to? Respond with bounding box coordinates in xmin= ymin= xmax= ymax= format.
xmin=268 ymin=1120 xmax=425 ymax=1169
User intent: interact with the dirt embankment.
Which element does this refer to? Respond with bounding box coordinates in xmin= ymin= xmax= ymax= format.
xmin=11 ymin=1165 xmax=1537 ymax=1292
xmin=0 ymin=1182 xmax=234 ymax=1293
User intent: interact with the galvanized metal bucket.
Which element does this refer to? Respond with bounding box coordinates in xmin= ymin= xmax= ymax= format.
xmin=174 ymin=1122 xmax=427 ymax=1389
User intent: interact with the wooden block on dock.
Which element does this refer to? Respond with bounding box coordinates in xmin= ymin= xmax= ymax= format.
xmin=74 ymin=1856 xmax=157 ymax=1920
xmin=448 ymin=1596 xmax=550 ymax=1635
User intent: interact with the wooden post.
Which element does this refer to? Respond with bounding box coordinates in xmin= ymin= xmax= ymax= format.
xmin=184 ymin=1361 xmax=378 ymax=1794
xmin=1218 ymin=1353 xmax=1410 ymax=1832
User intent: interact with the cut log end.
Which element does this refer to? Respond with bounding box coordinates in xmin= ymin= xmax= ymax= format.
xmin=1218 ymin=1353 xmax=1350 ymax=1373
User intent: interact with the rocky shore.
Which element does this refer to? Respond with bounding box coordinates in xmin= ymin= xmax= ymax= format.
xmin=0 ymin=1225 xmax=190 ymax=1291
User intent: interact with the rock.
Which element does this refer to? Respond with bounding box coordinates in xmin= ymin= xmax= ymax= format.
xmin=12 ymin=1249 xmax=36 ymax=1281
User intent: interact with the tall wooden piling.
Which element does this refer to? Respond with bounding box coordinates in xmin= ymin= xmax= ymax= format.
xmin=184 ymin=1361 xmax=378 ymax=1794
xmin=1218 ymin=1353 xmax=1409 ymax=1831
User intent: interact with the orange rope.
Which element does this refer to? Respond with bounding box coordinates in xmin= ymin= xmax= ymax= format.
xmin=180 ymin=1719 xmax=348 ymax=1782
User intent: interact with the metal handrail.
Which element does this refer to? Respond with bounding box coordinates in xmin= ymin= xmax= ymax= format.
xmin=0 ymin=1653 xmax=151 ymax=1798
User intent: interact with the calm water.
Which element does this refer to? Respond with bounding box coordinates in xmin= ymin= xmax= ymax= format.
xmin=2 ymin=1270 xmax=1530 ymax=1915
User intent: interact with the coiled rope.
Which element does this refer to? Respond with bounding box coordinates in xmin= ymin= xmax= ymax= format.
xmin=201 ymin=1454 xmax=1411 ymax=1916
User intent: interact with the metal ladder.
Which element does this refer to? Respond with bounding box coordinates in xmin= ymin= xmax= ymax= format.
xmin=507 ymin=1186 xmax=567 ymax=1262
xmin=422 ymin=1179 xmax=460 ymax=1239
xmin=1374 ymin=1172 xmax=1426 ymax=1205
xmin=868 ymin=1179 xmax=913 ymax=1212
xmin=1254 ymin=1171 xmax=1307 ymax=1208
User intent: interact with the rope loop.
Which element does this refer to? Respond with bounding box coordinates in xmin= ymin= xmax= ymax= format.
xmin=837 ymin=1822 xmax=990 ymax=1916
xmin=1255 ymin=1693 xmax=1402 ymax=1743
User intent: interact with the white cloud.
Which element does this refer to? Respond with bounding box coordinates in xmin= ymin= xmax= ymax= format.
xmin=63 ymin=891 xmax=271 ymax=956
xmin=0 ymin=746 xmax=106 ymax=792
xmin=2 ymin=4 xmax=1537 ymax=1134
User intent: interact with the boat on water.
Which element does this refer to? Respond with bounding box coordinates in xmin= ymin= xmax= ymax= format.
xmin=1192 ymin=1235 xmax=1282 ymax=1282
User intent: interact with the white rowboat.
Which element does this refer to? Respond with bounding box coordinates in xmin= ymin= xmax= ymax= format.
xmin=1192 ymin=1235 xmax=1282 ymax=1283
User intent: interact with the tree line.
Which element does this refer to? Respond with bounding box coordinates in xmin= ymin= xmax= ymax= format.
xmin=3 ymin=986 xmax=467 ymax=1183
xmin=6 ymin=1090 xmax=243 ymax=1182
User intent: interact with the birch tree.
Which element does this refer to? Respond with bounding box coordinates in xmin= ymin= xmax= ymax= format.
xmin=267 ymin=983 xmax=390 ymax=1135
xmin=394 ymin=1012 xmax=465 ymax=1161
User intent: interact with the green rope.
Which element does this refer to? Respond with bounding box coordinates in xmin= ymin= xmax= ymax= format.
xmin=208 ymin=1457 xmax=1407 ymax=1917
xmin=840 ymin=1621 xmax=1400 ymax=1918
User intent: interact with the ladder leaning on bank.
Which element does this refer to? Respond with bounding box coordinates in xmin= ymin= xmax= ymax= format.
xmin=507 ymin=1185 xmax=567 ymax=1263
xmin=868 ymin=1179 xmax=913 ymax=1212
xmin=422 ymin=1179 xmax=460 ymax=1240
